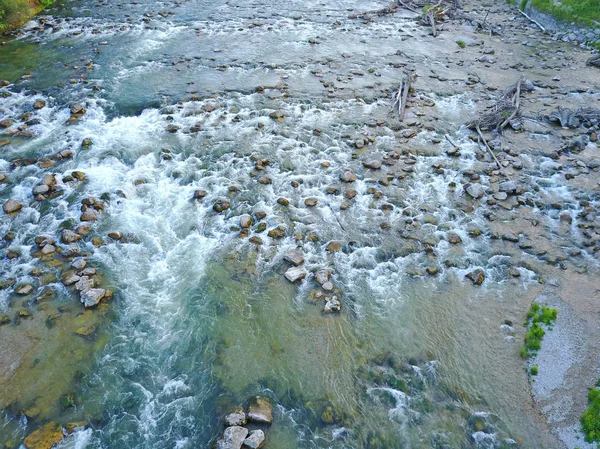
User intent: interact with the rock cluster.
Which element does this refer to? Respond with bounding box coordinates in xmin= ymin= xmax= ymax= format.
xmin=216 ymin=396 xmax=272 ymax=449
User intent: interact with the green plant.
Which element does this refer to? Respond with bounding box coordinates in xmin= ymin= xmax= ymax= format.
xmin=520 ymin=303 xmax=558 ymax=359
xmin=519 ymin=0 xmax=528 ymax=11
xmin=456 ymin=40 xmax=466 ymax=48
xmin=530 ymin=365 xmax=538 ymax=376
xmin=581 ymin=387 xmax=600 ymax=442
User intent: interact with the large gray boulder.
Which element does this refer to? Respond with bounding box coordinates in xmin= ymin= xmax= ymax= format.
xmin=216 ymin=426 xmax=248 ymax=449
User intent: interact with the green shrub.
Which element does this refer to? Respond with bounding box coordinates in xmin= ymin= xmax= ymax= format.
xmin=530 ymin=365 xmax=538 ymax=376
xmin=581 ymin=387 xmax=600 ymax=442
xmin=456 ymin=40 xmax=466 ymax=48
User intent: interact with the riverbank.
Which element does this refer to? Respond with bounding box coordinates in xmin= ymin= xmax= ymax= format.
xmin=0 ymin=0 xmax=54 ymax=32
xmin=510 ymin=0 xmax=600 ymax=49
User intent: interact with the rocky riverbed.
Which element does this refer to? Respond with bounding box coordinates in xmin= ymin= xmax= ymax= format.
xmin=0 ymin=0 xmax=599 ymax=447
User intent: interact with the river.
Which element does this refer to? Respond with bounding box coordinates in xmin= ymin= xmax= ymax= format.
xmin=1 ymin=0 xmax=599 ymax=448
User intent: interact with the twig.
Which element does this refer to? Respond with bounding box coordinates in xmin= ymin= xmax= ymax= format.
xmin=499 ymin=76 xmax=523 ymax=130
xmin=481 ymin=6 xmax=492 ymax=29
xmin=393 ymin=71 xmax=414 ymax=121
xmin=397 ymin=0 xmax=419 ymax=13
xmin=327 ymin=204 xmax=346 ymax=232
xmin=518 ymin=8 xmax=545 ymax=32
xmin=476 ymin=125 xmax=509 ymax=178
xmin=428 ymin=11 xmax=437 ymax=37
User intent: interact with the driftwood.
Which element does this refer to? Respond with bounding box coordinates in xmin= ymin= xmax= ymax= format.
xmin=475 ymin=125 xmax=509 ymax=178
xmin=548 ymin=107 xmax=600 ymax=128
xmin=349 ymin=3 xmax=400 ymax=19
xmin=468 ymin=77 xmax=526 ymax=132
xmin=392 ymin=71 xmax=416 ymax=121
xmin=518 ymin=8 xmax=546 ymax=32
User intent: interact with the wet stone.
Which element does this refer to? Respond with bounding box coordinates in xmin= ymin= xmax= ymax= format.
xmin=315 ymin=269 xmax=331 ymax=285
xmin=277 ymin=197 xmax=289 ymax=206
xmin=501 ymin=233 xmax=519 ymax=242
xmin=80 ymin=208 xmax=100 ymax=221
xmin=284 ymin=249 xmax=304 ymax=266
xmin=448 ymin=233 xmax=462 ymax=244
xmin=267 ymin=226 xmax=286 ymax=239
xmin=326 ymin=241 xmax=342 ymax=252
xmin=216 ymin=426 xmax=248 ymax=449
xmin=240 ymin=215 xmax=253 ymax=229
xmin=304 ymin=197 xmax=318 ymax=207
xmin=284 ymin=267 xmax=307 ymax=283
xmin=466 ymin=269 xmax=485 ymax=285
xmin=23 ymin=421 xmax=63 ymax=449
xmin=339 ymin=170 xmax=356 ymax=182
xmin=213 ymin=199 xmax=231 ymax=213
xmin=323 ymin=296 xmax=341 ymax=313
xmin=243 ymin=430 xmax=265 ymax=449
xmin=3 ymin=199 xmax=23 ymax=214
xmin=224 ymin=408 xmax=247 ymax=427
xmin=80 ymin=288 xmax=107 ymax=307
xmin=16 ymin=284 xmax=34 ymax=295
xmin=247 ymin=397 xmax=273 ymax=424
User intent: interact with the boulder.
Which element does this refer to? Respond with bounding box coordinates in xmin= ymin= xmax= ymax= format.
xmin=240 ymin=215 xmax=253 ymax=229
xmin=267 ymin=226 xmax=286 ymax=239
xmin=71 ymin=259 xmax=86 ymax=270
xmin=23 ymin=421 xmax=63 ymax=449
xmin=108 ymin=231 xmax=123 ymax=240
xmin=3 ymin=199 xmax=22 ymax=214
xmin=498 ymin=181 xmax=519 ymax=194
xmin=322 ymin=281 xmax=334 ymax=291
xmin=70 ymin=103 xmax=86 ymax=117
xmin=284 ymin=267 xmax=307 ymax=283
xmin=465 ymin=183 xmax=486 ymax=199
xmin=247 ymin=397 xmax=273 ymax=424
xmin=284 ymin=250 xmax=304 ymax=266
xmin=33 ymin=184 xmax=50 ymax=195
xmin=224 ymin=408 xmax=247 ymax=427
xmin=80 ymin=288 xmax=107 ymax=307
xmin=243 ymin=430 xmax=265 ymax=449
xmin=501 ymin=233 xmax=519 ymax=242
xmin=61 ymin=230 xmax=80 ymax=244
xmin=447 ymin=233 xmax=462 ymax=244
xmin=363 ymin=159 xmax=382 ymax=170
xmin=326 ymin=241 xmax=342 ymax=252
xmin=193 ymin=189 xmax=207 ymax=199
xmin=33 ymin=99 xmax=47 ymax=109
xmin=216 ymin=426 xmax=248 ymax=449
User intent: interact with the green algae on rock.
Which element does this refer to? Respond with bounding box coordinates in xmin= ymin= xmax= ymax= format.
xmin=0 ymin=0 xmax=55 ymax=32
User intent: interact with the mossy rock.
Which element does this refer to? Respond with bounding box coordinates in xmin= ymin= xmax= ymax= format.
xmin=23 ymin=421 xmax=63 ymax=449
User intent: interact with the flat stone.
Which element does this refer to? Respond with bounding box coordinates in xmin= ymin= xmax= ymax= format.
xmin=267 ymin=226 xmax=286 ymax=239
xmin=75 ymin=277 xmax=94 ymax=291
xmin=363 ymin=159 xmax=382 ymax=169
xmin=284 ymin=249 xmax=304 ymax=266
xmin=80 ymin=288 xmax=107 ymax=307
xmin=33 ymin=184 xmax=50 ymax=195
xmin=243 ymin=430 xmax=265 ymax=449
xmin=216 ymin=426 xmax=248 ymax=449
xmin=71 ymin=259 xmax=87 ymax=270
xmin=41 ymin=244 xmax=56 ymax=255
xmin=16 ymin=284 xmax=34 ymax=295
xmin=465 ymin=183 xmax=486 ymax=199
xmin=322 ymin=281 xmax=334 ymax=291
xmin=108 ymin=231 xmax=122 ymax=240
xmin=284 ymin=267 xmax=307 ymax=283
xmin=501 ymin=233 xmax=519 ymax=242
xmin=247 ymin=397 xmax=273 ymax=424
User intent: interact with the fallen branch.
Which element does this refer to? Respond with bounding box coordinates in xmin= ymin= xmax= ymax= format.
xmin=397 ymin=0 xmax=419 ymax=14
xmin=349 ymin=3 xmax=399 ymax=19
xmin=499 ymin=75 xmax=523 ymax=130
xmin=518 ymin=8 xmax=545 ymax=32
xmin=476 ymin=125 xmax=509 ymax=178
xmin=392 ymin=71 xmax=415 ymax=121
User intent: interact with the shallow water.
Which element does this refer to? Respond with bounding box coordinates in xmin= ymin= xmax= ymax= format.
xmin=1 ymin=0 xmax=599 ymax=448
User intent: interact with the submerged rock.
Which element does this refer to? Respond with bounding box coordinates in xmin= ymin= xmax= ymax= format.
xmin=243 ymin=430 xmax=265 ymax=449
xmin=247 ymin=397 xmax=273 ymax=424
xmin=216 ymin=426 xmax=248 ymax=449
xmin=213 ymin=199 xmax=231 ymax=213
xmin=23 ymin=421 xmax=63 ymax=449
xmin=339 ymin=170 xmax=356 ymax=183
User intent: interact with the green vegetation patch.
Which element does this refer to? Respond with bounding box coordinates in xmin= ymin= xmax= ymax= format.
xmin=527 ymin=0 xmax=600 ymax=27
xmin=581 ymin=380 xmax=600 ymax=443
xmin=520 ymin=302 xmax=558 ymax=359
xmin=0 ymin=0 xmax=54 ymax=31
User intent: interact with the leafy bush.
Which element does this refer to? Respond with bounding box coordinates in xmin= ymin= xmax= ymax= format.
xmin=520 ymin=303 xmax=558 ymax=359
